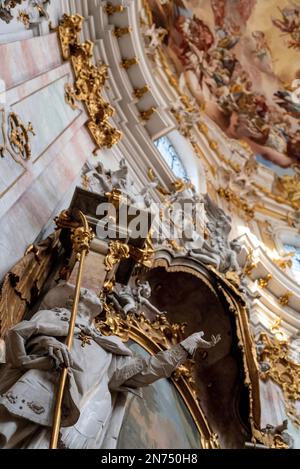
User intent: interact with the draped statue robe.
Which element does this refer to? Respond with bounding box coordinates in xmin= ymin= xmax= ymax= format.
xmin=0 ymin=307 xmax=188 ymax=449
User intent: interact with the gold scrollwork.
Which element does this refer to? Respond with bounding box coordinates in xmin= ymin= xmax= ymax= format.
xmin=273 ymin=172 xmax=300 ymax=210
xmin=258 ymin=274 xmax=272 ymax=289
xmin=17 ymin=10 xmax=30 ymax=28
xmin=70 ymin=221 xmax=94 ymax=261
xmin=0 ymin=0 xmax=27 ymax=24
xmin=243 ymin=249 xmax=257 ymax=277
xmin=129 ymin=231 xmax=155 ymax=269
xmin=54 ymin=210 xmax=80 ymax=230
xmin=104 ymin=241 xmax=130 ymax=272
xmin=64 ymin=83 xmax=79 ymax=110
xmin=140 ymin=107 xmax=156 ymax=121
xmin=121 ymin=57 xmax=139 ymax=70
xmin=278 ymin=292 xmax=293 ymax=307
xmin=113 ymin=26 xmax=132 ymax=38
xmin=217 ymin=186 xmax=255 ymax=220
xmin=58 ymin=14 xmax=122 ymax=149
xmin=105 ymin=2 xmax=125 ymax=16
xmin=133 ymin=85 xmax=150 ymax=100
xmin=0 ymin=108 xmax=35 ymax=165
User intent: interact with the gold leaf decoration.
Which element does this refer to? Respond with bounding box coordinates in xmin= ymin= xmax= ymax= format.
xmin=58 ymin=14 xmax=122 ymax=149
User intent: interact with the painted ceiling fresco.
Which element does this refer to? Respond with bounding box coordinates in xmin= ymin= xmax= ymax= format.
xmin=148 ymin=0 xmax=300 ymax=169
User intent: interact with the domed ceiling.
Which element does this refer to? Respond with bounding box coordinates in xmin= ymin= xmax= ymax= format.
xmin=148 ymin=0 xmax=300 ymax=170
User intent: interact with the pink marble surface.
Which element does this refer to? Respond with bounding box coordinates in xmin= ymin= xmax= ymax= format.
xmin=0 ymin=63 xmax=87 ymax=219
xmin=260 ymin=380 xmax=300 ymax=448
xmin=0 ymin=126 xmax=94 ymax=278
xmin=69 ymin=251 xmax=107 ymax=295
xmin=6 ymin=62 xmax=70 ymax=107
xmin=0 ymin=33 xmax=62 ymax=91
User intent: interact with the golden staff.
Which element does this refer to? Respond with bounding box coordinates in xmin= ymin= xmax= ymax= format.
xmin=50 ymin=211 xmax=94 ymax=449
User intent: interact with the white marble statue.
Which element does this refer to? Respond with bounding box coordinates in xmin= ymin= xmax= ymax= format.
xmin=84 ymin=159 xmax=153 ymax=209
xmin=189 ymin=196 xmax=242 ymax=273
xmin=0 ymin=283 xmax=221 ymax=449
xmin=142 ymin=23 xmax=168 ymax=56
xmin=108 ymin=280 xmax=167 ymax=316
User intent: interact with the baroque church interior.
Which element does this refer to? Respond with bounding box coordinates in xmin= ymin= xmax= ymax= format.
xmin=0 ymin=0 xmax=300 ymax=450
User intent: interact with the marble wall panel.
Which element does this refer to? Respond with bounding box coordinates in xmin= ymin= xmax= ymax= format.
xmin=0 ymin=33 xmax=62 ymax=90
xmin=0 ymin=126 xmax=94 ymax=279
xmin=0 ymin=63 xmax=84 ymax=219
xmin=260 ymin=380 xmax=300 ymax=448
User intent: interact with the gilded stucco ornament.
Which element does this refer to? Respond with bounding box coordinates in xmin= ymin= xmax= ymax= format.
xmin=257 ymin=332 xmax=300 ymax=428
xmin=128 ymin=232 xmax=155 ymax=269
xmin=133 ymin=85 xmax=150 ymax=100
xmin=105 ymin=2 xmax=125 ymax=16
xmin=1 ymin=0 xmax=50 ymax=27
xmin=273 ymin=170 xmax=300 ymax=210
xmin=243 ymin=249 xmax=257 ymax=277
xmin=258 ymin=274 xmax=272 ymax=289
xmin=140 ymin=107 xmax=156 ymax=121
xmin=64 ymin=83 xmax=79 ymax=111
xmin=104 ymin=241 xmax=130 ymax=272
xmin=0 ymin=108 xmax=35 ymax=165
xmin=17 ymin=9 xmax=30 ymax=28
xmin=58 ymin=14 xmax=122 ymax=149
xmin=0 ymin=0 xmax=25 ymax=23
xmin=113 ymin=26 xmax=132 ymax=38
xmin=278 ymin=292 xmax=293 ymax=307
xmin=217 ymin=186 xmax=255 ymax=221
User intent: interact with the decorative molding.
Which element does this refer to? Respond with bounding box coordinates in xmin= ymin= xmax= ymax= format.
xmin=57 ymin=14 xmax=122 ymax=149
xmin=0 ymin=107 xmax=35 ymax=165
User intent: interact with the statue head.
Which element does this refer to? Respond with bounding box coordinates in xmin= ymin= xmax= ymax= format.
xmin=230 ymin=239 xmax=242 ymax=254
xmin=41 ymin=283 xmax=103 ymax=321
xmin=137 ymin=280 xmax=152 ymax=299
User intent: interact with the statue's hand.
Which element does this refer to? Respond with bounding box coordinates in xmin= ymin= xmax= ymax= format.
xmin=210 ymin=334 xmax=221 ymax=347
xmin=48 ymin=343 xmax=73 ymax=370
xmin=180 ymin=331 xmax=221 ymax=355
xmin=180 ymin=332 xmax=205 ymax=355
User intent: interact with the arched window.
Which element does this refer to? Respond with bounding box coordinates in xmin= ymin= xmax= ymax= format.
xmin=154 ymin=136 xmax=189 ymax=182
xmin=284 ymin=244 xmax=300 ymax=284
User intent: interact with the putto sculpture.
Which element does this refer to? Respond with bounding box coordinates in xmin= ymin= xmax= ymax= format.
xmin=108 ymin=280 xmax=167 ymax=317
